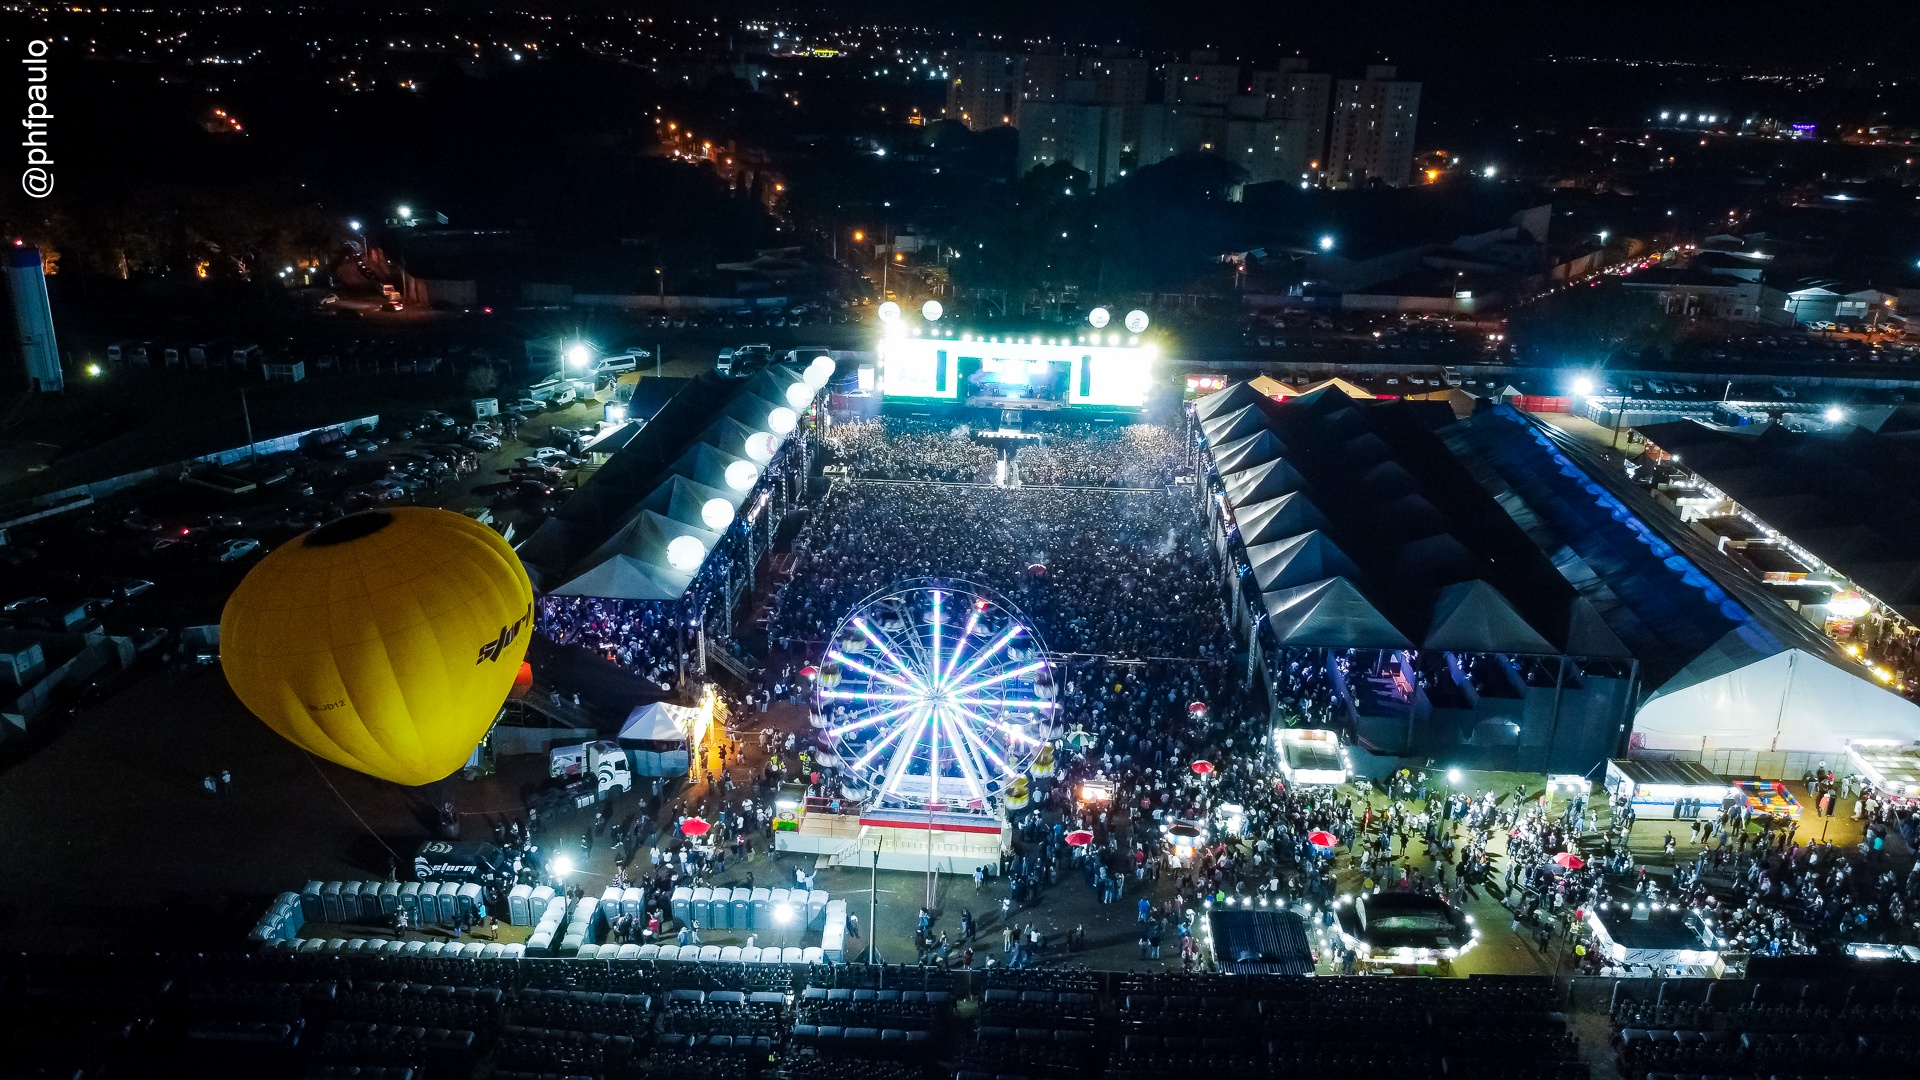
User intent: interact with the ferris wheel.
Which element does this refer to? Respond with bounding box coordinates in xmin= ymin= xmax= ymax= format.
xmin=813 ymin=578 xmax=1055 ymax=812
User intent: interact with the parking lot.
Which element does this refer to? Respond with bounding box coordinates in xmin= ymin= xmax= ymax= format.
xmin=0 ymin=393 xmax=612 ymax=653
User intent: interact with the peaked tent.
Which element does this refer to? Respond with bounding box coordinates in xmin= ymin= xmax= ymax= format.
xmin=1194 ymin=381 xmax=1267 ymax=422
xmin=1203 ymin=404 xmax=1275 ymax=446
xmin=1235 ymin=491 xmax=1332 ymax=546
xmin=619 ymin=701 xmax=701 ymax=741
xmin=1395 ymin=533 xmax=1489 ymax=587
xmin=1247 ymin=531 xmax=1362 ymax=592
xmin=548 ymin=554 xmax=687 ymax=601
xmin=1563 ymin=597 xmax=1633 ymax=659
xmin=1262 ymin=577 xmax=1411 ymax=649
xmin=1423 ymin=580 xmax=1558 ymax=654
xmin=1247 ymin=375 xmax=1299 ymax=400
xmin=1224 ymin=458 xmax=1311 ymax=507
xmin=1297 ymin=377 xmax=1376 ymax=400
xmin=1214 ymin=429 xmax=1290 ymax=476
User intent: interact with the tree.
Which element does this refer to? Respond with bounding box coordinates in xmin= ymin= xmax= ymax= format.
xmin=465 ymin=363 xmax=500 ymax=397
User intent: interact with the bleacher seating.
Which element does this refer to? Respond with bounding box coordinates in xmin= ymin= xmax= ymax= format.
xmin=18 ymin=947 xmax=1920 ymax=1078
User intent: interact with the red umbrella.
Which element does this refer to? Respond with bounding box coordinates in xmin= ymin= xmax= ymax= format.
xmin=799 ymin=665 xmax=819 ymax=679
xmin=1551 ymin=852 xmax=1586 ymax=870
xmin=1307 ymin=830 xmax=1338 ymax=848
xmin=680 ymin=818 xmax=712 ymax=837
xmin=1187 ymin=701 xmax=1210 ymax=717
xmin=1190 ymin=760 xmax=1215 ymax=775
xmin=1064 ymin=829 xmax=1095 ymax=847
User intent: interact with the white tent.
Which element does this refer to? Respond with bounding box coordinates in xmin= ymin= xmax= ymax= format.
xmin=1634 ymin=641 xmax=1920 ymax=757
xmin=619 ymin=701 xmax=701 ymax=741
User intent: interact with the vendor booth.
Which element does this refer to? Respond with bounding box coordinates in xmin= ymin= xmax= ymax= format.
xmin=617 ymin=698 xmax=709 ymax=776
xmin=1845 ymin=740 xmax=1920 ymax=802
xmin=1585 ymin=900 xmax=1722 ymax=976
xmin=1276 ymin=728 xmax=1350 ymax=786
xmin=1605 ymin=758 xmax=1734 ymax=821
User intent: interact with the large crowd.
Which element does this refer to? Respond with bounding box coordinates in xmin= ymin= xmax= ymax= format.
xmin=824 ymin=418 xmax=998 ymax=484
xmin=771 ymin=482 xmax=1229 ymax=658
xmin=536 ymin=596 xmax=683 ymax=692
xmin=1014 ymin=421 xmax=1187 ymax=488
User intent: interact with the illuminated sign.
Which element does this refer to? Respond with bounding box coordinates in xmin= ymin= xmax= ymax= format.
xmin=879 ymin=332 xmax=1156 ymax=408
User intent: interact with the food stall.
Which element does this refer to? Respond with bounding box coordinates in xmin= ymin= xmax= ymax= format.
xmin=1845 ymin=740 xmax=1920 ymax=803
xmin=1734 ymin=779 xmax=1802 ymax=821
xmin=1585 ymin=900 xmax=1722 ymax=976
xmin=1275 ymin=728 xmax=1350 ymax=786
xmin=1605 ymin=758 xmax=1734 ymax=820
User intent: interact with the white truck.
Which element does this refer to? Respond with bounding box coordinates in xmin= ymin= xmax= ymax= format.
xmin=549 ymin=740 xmax=633 ymax=798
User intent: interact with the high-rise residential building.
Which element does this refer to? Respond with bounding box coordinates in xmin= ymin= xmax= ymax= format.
xmin=1249 ymin=59 xmax=1333 ymax=178
xmin=1016 ymin=102 xmax=1127 ymax=188
xmin=1163 ymin=50 xmax=1240 ymax=108
xmin=946 ymin=50 xmax=1023 ymax=131
xmin=1326 ymin=64 xmax=1422 ymax=189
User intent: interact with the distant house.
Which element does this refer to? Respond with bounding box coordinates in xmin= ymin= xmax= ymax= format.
xmin=1617 ymin=267 xmax=1791 ymax=324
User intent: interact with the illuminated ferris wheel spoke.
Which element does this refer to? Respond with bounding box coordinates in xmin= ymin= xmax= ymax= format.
xmin=878 ymin=708 xmax=935 ymax=798
xmin=849 ymin=703 xmax=922 ymax=773
xmin=825 ymin=700 xmax=920 ymax=740
xmin=943 ymin=624 xmax=1022 ymax=690
xmin=928 ymin=590 xmax=943 ymax=692
xmin=945 ymin=699 xmax=1040 ymax=754
xmin=939 ymin=607 xmax=984 ymax=687
xmin=954 ymin=659 xmax=1047 ymax=697
xmin=828 ymin=649 xmax=923 ymax=697
xmin=853 ymin=617 xmax=929 ymax=692
xmin=939 ymin=709 xmax=993 ymax=803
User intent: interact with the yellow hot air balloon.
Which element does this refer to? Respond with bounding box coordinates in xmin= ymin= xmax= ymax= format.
xmin=220 ymin=507 xmax=535 ymax=785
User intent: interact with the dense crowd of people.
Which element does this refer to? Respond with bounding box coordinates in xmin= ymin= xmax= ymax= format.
xmin=771 ymin=482 xmax=1229 ymax=658
xmin=536 ymin=596 xmax=683 ymax=692
xmin=824 ymin=418 xmax=997 ymax=483
xmin=1014 ymin=421 xmax=1187 ymax=488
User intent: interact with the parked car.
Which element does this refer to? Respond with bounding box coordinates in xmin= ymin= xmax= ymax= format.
xmin=214 ymin=538 xmax=262 ymax=563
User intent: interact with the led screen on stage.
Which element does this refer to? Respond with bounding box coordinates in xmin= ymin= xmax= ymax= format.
xmin=879 ymin=334 xmax=1155 ymax=408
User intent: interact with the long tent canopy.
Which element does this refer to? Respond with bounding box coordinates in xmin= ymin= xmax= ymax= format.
xmin=522 ymin=363 xmax=818 ymax=601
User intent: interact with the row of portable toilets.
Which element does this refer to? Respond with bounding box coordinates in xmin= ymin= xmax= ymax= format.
xmin=247 ymin=881 xmax=847 ymax=963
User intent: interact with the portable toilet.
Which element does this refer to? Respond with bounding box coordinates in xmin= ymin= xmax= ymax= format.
xmin=527 ymin=929 xmax=552 ymax=956
xmin=636 ymin=944 xmax=660 ymax=960
xmin=338 ymin=882 xmax=363 ymax=922
xmin=739 ymin=945 xmax=762 ymax=964
xmin=769 ymin=888 xmax=794 ymax=933
xmin=671 ymin=885 xmax=692 ymax=925
xmin=712 ymin=889 xmax=736 ymax=930
xmin=803 ymin=946 xmax=824 ymax=965
xmin=656 ymin=944 xmax=680 ymax=961
xmin=720 ymin=945 xmax=743 ymax=963
xmin=577 ymin=943 xmax=599 ymax=960
xmin=503 ymin=943 xmax=526 ymax=958
xmin=377 ymin=881 xmax=401 ymax=918
xmin=402 ymin=940 xmax=425 ymax=956
xmin=542 ymin=896 xmax=568 ymax=924
xmin=618 ymin=943 xmax=641 ymax=960
xmin=621 ymin=886 xmax=645 ymax=921
xmin=481 ymin=942 xmax=504 ymax=960
xmin=530 ymin=884 xmax=555 ymax=912
xmin=437 ymin=884 xmax=461 ymax=925
xmin=601 ymin=886 xmax=624 ymax=913
xmin=300 ymin=882 xmax=325 ymax=923
xmin=750 ymin=887 xmax=771 ymax=928
xmin=691 ymin=887 xmax=713 ymax=929
xmin=780 ymin=946 xmax=803 ymax=965
xmin=297 ymin=938 xmax=325 ymax=954
xmin=698 ymin=945 xmax=722 ymax=963
xmin=415 ymin=882 xmax=441 ymax=925
xmin=421 ymin=941 xmax=445 ymax=958
xmin=508 ymin=884 xmax=532 ymax=926
xmin=319 ymin=881 xmax=344 ymax=923
xmin=397 ymin=881 xmax=421 ymax=922
xmin=359 ymin=881 xmax=386 ymax=920
xmin=456 ymin=883 xmax=484 ymax=919
xmin=807 ymin=890 xmax=829 ymax=930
